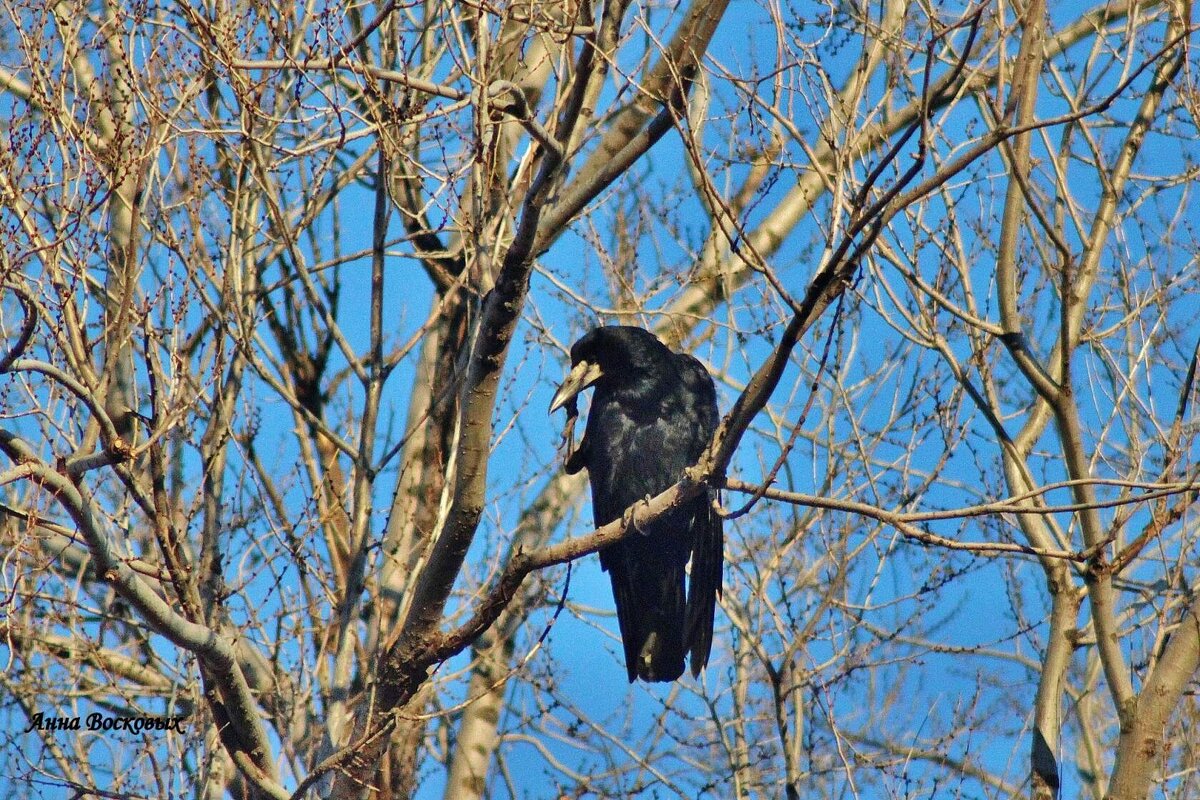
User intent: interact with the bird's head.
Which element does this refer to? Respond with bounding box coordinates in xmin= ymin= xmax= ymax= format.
xmin=548 ymin=326 xmax=673 ymax=414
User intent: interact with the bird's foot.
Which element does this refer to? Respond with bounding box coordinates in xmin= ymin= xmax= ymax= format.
xmin=621 ymin=501 xmax=648 ymax=536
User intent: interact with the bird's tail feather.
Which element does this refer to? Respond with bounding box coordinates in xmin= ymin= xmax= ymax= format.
xmin=607 ymin=539 xmax=688 ymax=683
xmin=684 ymin=497 xmax=723 ymax=677
xmin=633 ymin=619 xmax=686 ymax=682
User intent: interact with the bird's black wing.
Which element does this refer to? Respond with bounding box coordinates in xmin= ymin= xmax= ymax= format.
xmin=676 ymin=353 xmax=723 ymax=677
xmin=589 ymin=394 xmax=693 ymax=682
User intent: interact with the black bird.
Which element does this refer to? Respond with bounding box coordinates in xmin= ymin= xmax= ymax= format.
xmin=549 ymin=326 xmax=722 ymax=682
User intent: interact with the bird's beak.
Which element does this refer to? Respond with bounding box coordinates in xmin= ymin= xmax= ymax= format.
xmin=549 ymin=360 xmax=603 ymax=413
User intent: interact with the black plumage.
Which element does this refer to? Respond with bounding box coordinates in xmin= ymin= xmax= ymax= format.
xmin=549 ymin=326 xmax=722 ymax=682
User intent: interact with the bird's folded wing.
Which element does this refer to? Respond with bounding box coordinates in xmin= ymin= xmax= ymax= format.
xmin=684 ymin=490 xmax=723 ymax=677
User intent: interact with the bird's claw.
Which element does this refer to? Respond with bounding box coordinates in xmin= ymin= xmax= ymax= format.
xmin=620 ymin=496 xmax=653 ymax=536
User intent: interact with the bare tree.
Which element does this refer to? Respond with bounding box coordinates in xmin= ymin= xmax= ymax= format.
xmin=1 ymin=0 xmax=1197 ymax=798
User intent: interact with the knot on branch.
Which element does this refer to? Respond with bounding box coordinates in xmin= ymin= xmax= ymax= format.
xmin=999 ymin=331 xmax=1026 ymax=350
xmin=107 ymin=436 xmax=135 ymax=463
xmin=483 ymin=80 xmax=529 ymax=121
xmin=477 ymin=80 xmax=564 ymax=162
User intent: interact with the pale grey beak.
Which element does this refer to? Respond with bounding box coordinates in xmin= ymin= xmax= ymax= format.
xmin=549 ymin=360 xmax=603 ymax=413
